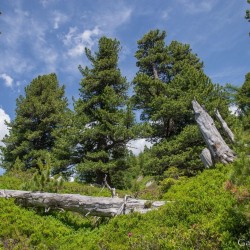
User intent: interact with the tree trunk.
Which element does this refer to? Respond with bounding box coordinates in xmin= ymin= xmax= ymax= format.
xmin=0 ymin=190 xmax=165 ymax=217
xmin=214 ymin=109 xmax=235 ymax=143
xmin=153 ymin=64 xmax=159 ymax=79
xmin=200 ymin=148 xmax=213 ymax=168
xmin=192 ymin=100 xmax=235 ymax=164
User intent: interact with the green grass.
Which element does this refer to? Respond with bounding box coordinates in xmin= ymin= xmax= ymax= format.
xmin=0 ymin=165 xmax=249 ymax=249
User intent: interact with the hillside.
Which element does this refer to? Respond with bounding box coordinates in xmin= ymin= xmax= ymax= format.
xmin=0 ymin=158 xmax=249 ymax=249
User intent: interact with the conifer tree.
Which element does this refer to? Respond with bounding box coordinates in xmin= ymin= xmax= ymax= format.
xmin=74 ymin=37 xmax=134 ymax=187
xmin=1 ymin=73 xmax=69 ymax=170
xmin=237 ymin=73 xmax=250 ymax=115
xmin=133 ymin=29 xmax=207 ymax=139
xmin=133 ymin=30 xmax=230 ymax=176
xmin=236 ymin=72 xmax=250 ymax=129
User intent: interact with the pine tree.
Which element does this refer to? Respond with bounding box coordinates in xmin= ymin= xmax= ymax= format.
xmin=74 ymin=37 xmax=134 ymax=187
xmin=50 ymin=109 xmax=76 ymax=176
xmin=236 ymin=72 xmax=250 ymax=129
xmin=133 ymin=30 xmax=206 ymax=139
xmin=237 ymin=73 xmax=250 ymax=114
xmin=1 ymin=73 xmax=69 ymax=170
xmin=133 ymin=30 xmax=230 ymax=176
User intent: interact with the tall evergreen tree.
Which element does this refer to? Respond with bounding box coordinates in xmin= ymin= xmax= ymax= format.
xmin=74 ymin=37 xmax=134 ymax=187
xmin=133 ymin=29 xmax=205 ymax=139
xmin=1 ymin=73 xmax=68 ymax=170
xmin=133 ymin=30 xmax=230 ymax=176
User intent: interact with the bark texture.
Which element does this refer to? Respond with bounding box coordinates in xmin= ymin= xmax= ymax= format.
xmin=192 ymin=100 xmax=235 ymax=164
xmin=215 ymin=108 xmax=235 ymax=143
xmin=200 ymin=148 xmax=213 ymax=168
xmin=0 ymin=190 xmax=165 ymax=217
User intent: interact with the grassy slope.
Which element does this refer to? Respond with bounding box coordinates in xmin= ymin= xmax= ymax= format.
xmin=0 ymin=165 xmax=249 ymax=249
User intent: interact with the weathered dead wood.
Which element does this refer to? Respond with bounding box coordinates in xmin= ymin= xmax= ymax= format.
xmin=0 ymin=190 xmax=165 ymax=217
xmin=103 ymin=174 xmax=117 ymax=198
xmin=192 ymin=100 xmax=235 ymax=164
xmin=214 ymin=109 xmax=235 ymax=143
xmin=200 ymin=148 xmax=213 ymax=168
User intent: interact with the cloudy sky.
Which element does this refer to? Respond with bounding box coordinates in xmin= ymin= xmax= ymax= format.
xmin=0 ymin=0 xmax=249 ymax=146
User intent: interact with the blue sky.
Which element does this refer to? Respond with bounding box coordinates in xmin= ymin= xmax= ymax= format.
xmin=0 ymin=0 xmax=249 ymax=142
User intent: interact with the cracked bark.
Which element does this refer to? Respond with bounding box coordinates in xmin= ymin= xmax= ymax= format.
xmin=192 ymin=100 xmax=236 ymax=165
xmin=214 ymin=108 xmax=235 ymax=143
xmin=0 ymin=190 xmax=165 ymax=217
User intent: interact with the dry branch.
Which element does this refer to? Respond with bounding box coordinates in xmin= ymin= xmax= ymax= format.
xmin=214 ymin=109 xmax=235 ymax=143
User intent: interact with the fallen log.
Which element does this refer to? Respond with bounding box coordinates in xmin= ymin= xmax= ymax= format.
xmin=214 ymin=109 xmax=235 ymax=143
xmin=0 ymin=189 xmax=165 ymax=217
xmin=192 ymin=100 xmax=235 ymax=164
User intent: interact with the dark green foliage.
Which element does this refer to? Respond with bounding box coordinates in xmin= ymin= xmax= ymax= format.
xmin=230 ymin=127 xmax=250 ymax=189
xmin=74 ymin=36 xmax=135 ymax=187
xmin=133 ymin=29 xmax=204 ymax=138
xmin=1 ymin=73 xmax=68 ymax=170
xmin=132 ymin=29 xmax=230 ymax=176
xmin=226 ymin=73 xmax=250 ymax=130
xmin=140 ymin=125 xmax=204 ymax=176
xmin=237 ymin=73 xmax=250 ymax=114
xmin=236 ymin=72 xmax=250 ymax=129
xmin=50 ymin=109 xmax=77 ymax=176
xmin=21 ymin=157 xmax=63 ymax=193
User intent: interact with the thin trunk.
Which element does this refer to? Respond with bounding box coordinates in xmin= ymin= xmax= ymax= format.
xmin=153 ymin=64 xmax=159 ymax=79
xmin=214 ymin=109 xmax=235 ymax=143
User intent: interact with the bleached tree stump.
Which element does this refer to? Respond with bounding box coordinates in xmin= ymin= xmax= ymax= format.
xmin=192 ymin=100 xmax=235 ymax=164
xmin=0 ymin=190 xmax=165 ymax=217
xmin=200 ymin=148 xmax=213 ymax=168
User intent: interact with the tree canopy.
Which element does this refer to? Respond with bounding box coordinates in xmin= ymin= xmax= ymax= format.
xmin=132 ymin=29 xmax=230 ymax=176
xmin=74 ymin=37 xmax=135 ymax=187
xmin=1 ymin=73 xmax=68 ymax=170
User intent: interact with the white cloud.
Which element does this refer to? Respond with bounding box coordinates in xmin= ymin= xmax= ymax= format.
xmin=40 ymin=0 xmax=58 ymax=8
xmin=94 ymin=7 xmax=132 ymax=33
xmin=207 ymin=66 xmax=248 ymax=85
xmin=65 ymin=26 xmax=101 ymax=57
xmin=127 ymin=139 xmax=153 ymax=156
xmin=0 ymin=8 xmax=45 ymax=75
xmin=0 ymin=108 xmax=10 ymax=147
xmin=178 ymin=0 xmax=216 ymax=14
xmin=229 ymin=105 xmax=240 ymax=116
xmin=0 ymin=73 xmax=13 ymax=87
xmin=62 ymin=5 xmax=132 ymax=61
xmin=52 ymin=11 xmax=68 ymax=29
xmin=161 ymin=9 xmax=172 ymax=20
